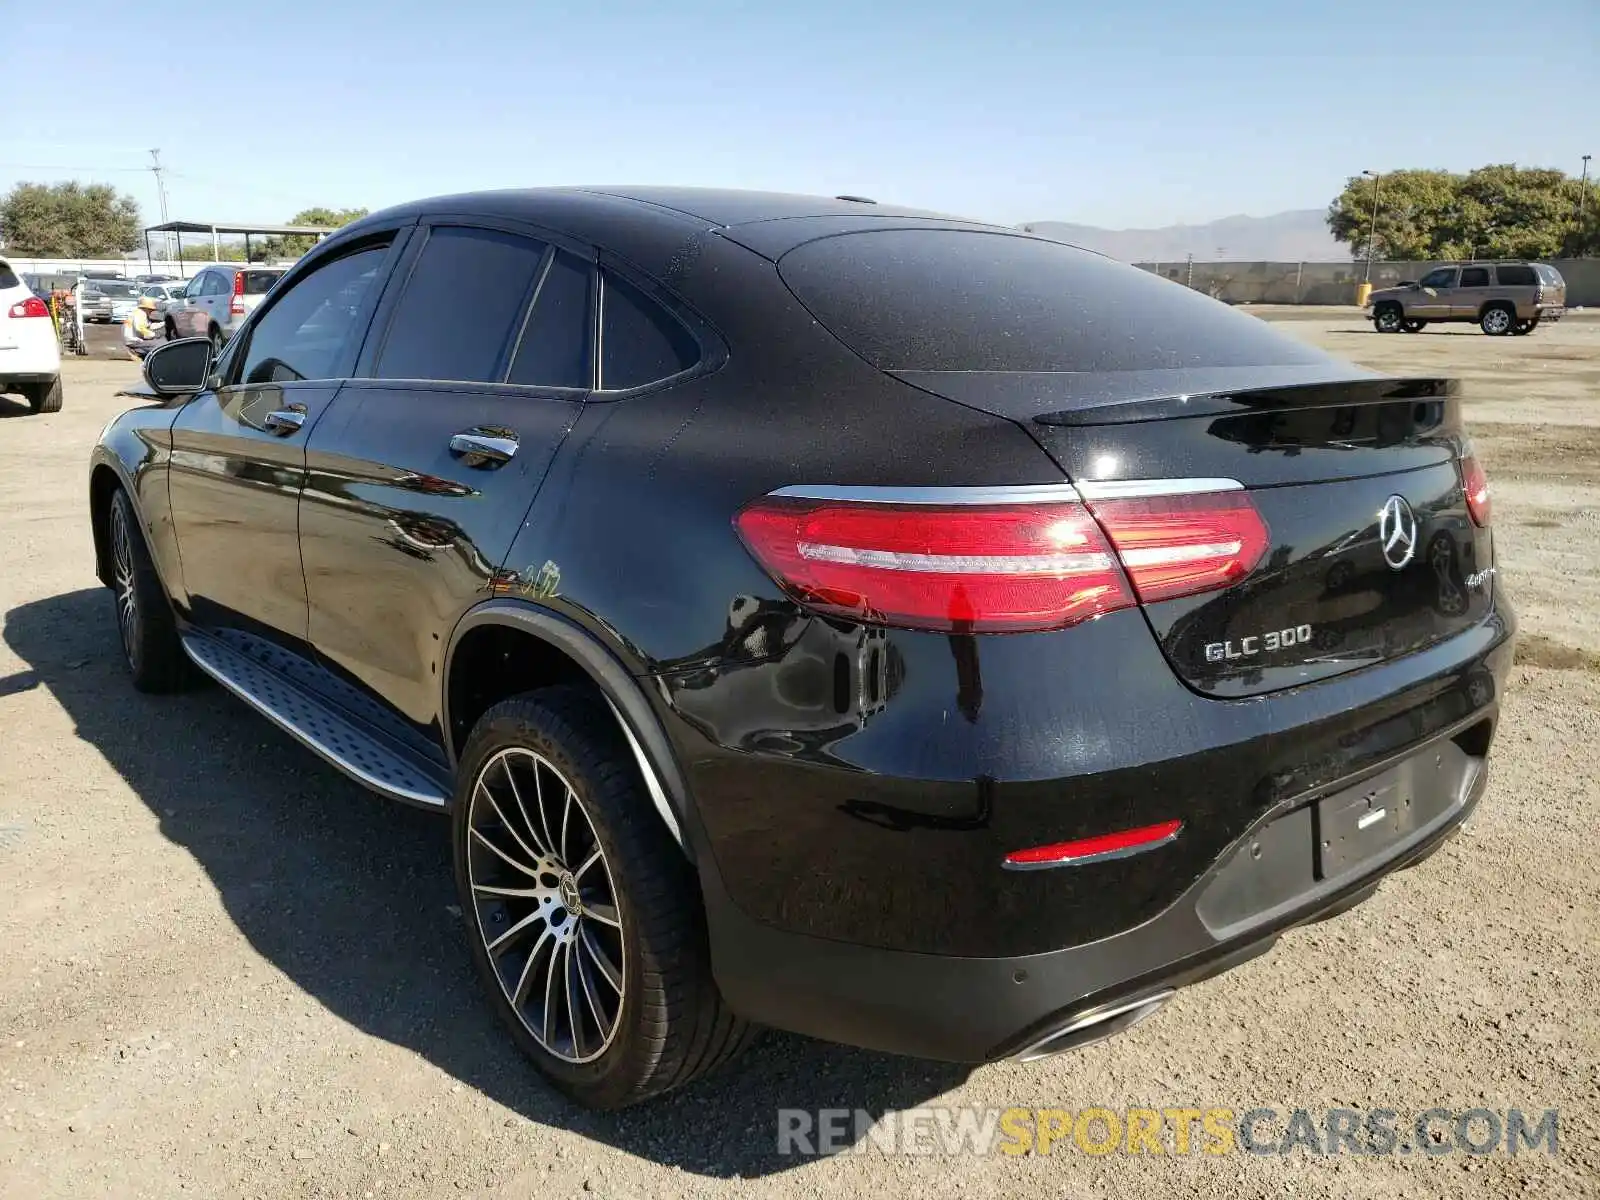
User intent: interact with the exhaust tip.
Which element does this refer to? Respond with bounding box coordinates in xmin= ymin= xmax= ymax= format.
xmin=1010 ymin=990 xmax=1174 ymax=1063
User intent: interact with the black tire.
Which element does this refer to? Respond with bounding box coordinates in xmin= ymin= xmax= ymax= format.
xmin=1401 ymin=319 xmax=1427 ymax=333
xmin=452 ymin=686 xmax=755 ymax=1110
xmin=23 ymin=376 xmax=63 ymax=413
xmin=1373 ymin=303 xmax=1403 ymax=333
xmin=164 ymin=319 xmax=178 ymax=341
xmin=1480 ymin=304 xmax=1515 ymax=336
xmin=1512 ymin=318 xmax=1538 ymax=336
xmin=108 ymin=489 xmax=200 ymax=693
xmin=208 ymin=325 xmax=223 ymax=357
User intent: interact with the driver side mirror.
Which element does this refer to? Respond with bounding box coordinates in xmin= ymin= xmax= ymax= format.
xmin=142 ymin=336 xmax=214 ymax=396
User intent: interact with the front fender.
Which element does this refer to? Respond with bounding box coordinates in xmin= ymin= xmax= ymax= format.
xmin=88 ymin=402 xmax=185 ymax=602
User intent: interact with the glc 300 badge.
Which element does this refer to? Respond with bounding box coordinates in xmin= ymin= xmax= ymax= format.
xmin=1206 ymin=624 xmax=1314 ymax=663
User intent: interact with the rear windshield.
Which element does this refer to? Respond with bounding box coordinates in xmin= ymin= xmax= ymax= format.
xmin=243 ymin=270 xmax=284 ymax=295
xmin=0 ymin=263 xmax=19 ymax=290
xmin=1535 ymin=264 xmax=1564 ymax=287
xmin=99 ymin=282 xmax=139 ymax=299
xmin=778 ymin=229 xmax=1326 ymax=373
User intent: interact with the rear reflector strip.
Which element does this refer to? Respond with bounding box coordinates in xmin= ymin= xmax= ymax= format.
xmin=1003 ymin=818 xmax=1183 ymax=870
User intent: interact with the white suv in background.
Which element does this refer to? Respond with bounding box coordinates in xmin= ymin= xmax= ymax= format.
xmin=166 ymin=264 xmax=286 ymax=349
xmin=0 ymin=258 xmax=63 ymax=414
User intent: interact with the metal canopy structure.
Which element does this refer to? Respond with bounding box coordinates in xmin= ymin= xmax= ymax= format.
xmin=141 ymin=220 xmax=337 ymax=275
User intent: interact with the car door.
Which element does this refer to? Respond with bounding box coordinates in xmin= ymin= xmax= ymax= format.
xmin=299 ymin=222 xmax=593 ymax=746
xmin=1410 ymin=266 xmax=1457 ymax=318
xmin=165 ymin=233 xmax=404 ymax=651
xmin=1452 ymin=264 xmax=1492 ymax=317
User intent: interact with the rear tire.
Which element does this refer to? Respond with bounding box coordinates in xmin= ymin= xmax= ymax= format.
xmin=23 ymin=376 xmax=62 ymax=413
xmin=1512 ymin=318 xmax=1538 ymax=336
xmin=1401 ymin=319 xmax=1426 ymax=333
xmin=108 ymin=489 xmax=200 ymax=693
xmin=1373 ymin=303 xmax=1403 ymax=333
xmin=452 ymin=686 xmax=755 ymax=1110
xmin=1480 ymin=304 xmax=1514 ymax=336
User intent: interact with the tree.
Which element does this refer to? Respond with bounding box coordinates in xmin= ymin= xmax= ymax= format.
xmin=1327 ymin=165 xmax=1599 ymax=262
xmin=0 ymin=181 xmax=141 ymax=256
xmin=259 ymin=207 xmax=369 ymax=259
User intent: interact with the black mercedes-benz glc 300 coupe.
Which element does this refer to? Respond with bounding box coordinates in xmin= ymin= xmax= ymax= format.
xmin=90 ymin=188 xmax=1513 ymax=1109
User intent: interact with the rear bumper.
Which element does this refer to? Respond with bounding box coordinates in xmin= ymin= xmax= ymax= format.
xmin=705 ymin=724 xmax=1489 ymax=1062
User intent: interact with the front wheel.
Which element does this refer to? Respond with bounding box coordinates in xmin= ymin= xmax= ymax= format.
xmin=452 ymin=687 xmax=755 ymax=1109
xmin=1480 ymin=305 xmax=1515 ymax=336
xmin=208 ymin=326 xmax=223 ymax=358
xmin=107 ymin=490 xmax=199 ymax=693
xmin=1373 ymin=303 xmax=1403 ymax=333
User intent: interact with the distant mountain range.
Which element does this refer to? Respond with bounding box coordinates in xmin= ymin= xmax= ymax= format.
xmin=1020 ymin=209 xmax=1348 ymax=263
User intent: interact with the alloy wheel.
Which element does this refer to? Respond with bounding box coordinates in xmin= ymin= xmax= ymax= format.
xmin=466 ymin=748 xmax=626 ymax=1064
xmin=1482 ymin=308 xmax=1511 ymax=335
xmin=1374 ymin=307 xmax=1401 ymax=333
xmin=110 ymin=503 xmax=138 ymax=665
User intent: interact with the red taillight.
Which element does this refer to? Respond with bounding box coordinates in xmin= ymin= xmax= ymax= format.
xmin=230 ymin=271 xmax=246 ymax=316
xmin=1004 ymin=818 xmax=1183 ymax=870
xmin=1084 ymin=490 xmax=1270 ymax=604
xmin=734 ymin=497 xmax=1135 ymax=633
xmin=8 ymin=297 xmax=49 ymax=319
xmin=1461 ymin=455 xmax=1491 ymax=527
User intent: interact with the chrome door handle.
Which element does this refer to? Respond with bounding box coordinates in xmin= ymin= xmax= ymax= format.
xmin=448 ymin=428 xmax=518 ymax=467
xmin=263 ymin=408 xmax=306 ymax=434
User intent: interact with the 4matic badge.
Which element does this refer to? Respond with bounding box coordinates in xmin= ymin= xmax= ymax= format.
xmin=1205 ymin=623 xmax=1314 ymax=663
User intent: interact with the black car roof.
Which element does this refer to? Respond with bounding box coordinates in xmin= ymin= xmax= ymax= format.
xmin=346 ymin=187 xmax=1019 ymax=265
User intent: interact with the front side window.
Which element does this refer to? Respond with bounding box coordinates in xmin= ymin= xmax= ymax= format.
xmin=376 ymin=226 xmax=547 ymax=383
xmin=1418 ymin=267 xmax=1457 ymax=289
xmin=235 ymin=245 xmax=390 ymax=385
xmin=1458 ymin=267 xmax=1490 ymax=287
xmin=599 ymin=272 xmax=699 ymax=390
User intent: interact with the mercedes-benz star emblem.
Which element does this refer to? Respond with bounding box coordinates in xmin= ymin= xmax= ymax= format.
xmin=1378 ymin=495 xmax=1418 ymax=570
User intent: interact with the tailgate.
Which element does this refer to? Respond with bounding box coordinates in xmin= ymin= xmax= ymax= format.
xmin=1032 ymin=380 xmax=1495 ymax=697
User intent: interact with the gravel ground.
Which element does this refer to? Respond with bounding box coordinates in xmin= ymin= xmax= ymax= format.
xmin=1 ymin=314 xmax=1597 ymax=1199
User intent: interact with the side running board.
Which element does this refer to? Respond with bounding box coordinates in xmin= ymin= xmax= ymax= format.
xmin=180 ymin=632 xmax=450 ymax=808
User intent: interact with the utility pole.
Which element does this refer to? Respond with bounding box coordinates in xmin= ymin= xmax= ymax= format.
xmin=148 ymin=149 xmax=171 ymax=265
xmin=1578 ymin=154 xmax=1592 ymax=242
xmin=1362 ymin=170 xmax=1383 ymax=283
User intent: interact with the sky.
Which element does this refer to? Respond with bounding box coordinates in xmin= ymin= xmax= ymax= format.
xmin=4 ymin=0 xmax=1596 ymax=233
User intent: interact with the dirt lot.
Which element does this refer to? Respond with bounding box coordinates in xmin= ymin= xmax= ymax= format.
xmin=2 ymin=313 xmax=1597 ymax=1199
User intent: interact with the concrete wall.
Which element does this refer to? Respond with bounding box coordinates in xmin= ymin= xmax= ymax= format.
xmin=1138 ymin=259 xmax=1600 ymax=307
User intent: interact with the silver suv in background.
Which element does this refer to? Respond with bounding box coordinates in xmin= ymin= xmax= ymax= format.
xmin=165 ymin=265 xmax=286 ymax=347
xmin=1366 ymin=261 xmax=1567 ymax=336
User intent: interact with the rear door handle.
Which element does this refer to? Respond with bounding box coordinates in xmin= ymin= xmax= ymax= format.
xmin=263 ymin=407 xmax=306 ymax=435
xmin=448 ymin=427 xmax=519 ymax=467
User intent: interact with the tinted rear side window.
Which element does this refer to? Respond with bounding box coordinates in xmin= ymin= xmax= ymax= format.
xmin=599 ymin=273 xmax=699 ymax=390
xmin=1494 ymin=264 xmax=1536 ymax=287
xmin=243 ymin=270 xmax=285 ymax=295
xmin=0 ymin=264 xmax=20 ymax=289
xmin=378 ymin=226 xmax=546 ymax=383
xmin=1459 ymin=267 xmax=1491 ymax=287
xmin=780 ymin=230 xmax=1330 ymax=373
xmin=508 ymin=251 xmax=593 ymax=388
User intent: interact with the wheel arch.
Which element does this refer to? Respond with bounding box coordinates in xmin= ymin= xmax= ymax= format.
xmin=88 ymin=457 xmax=133 ymax=588
xmin=1479 ymin=298 xmax=1516 ymax=317
xmin=442 ymin=599 xmax=695 ymax=858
